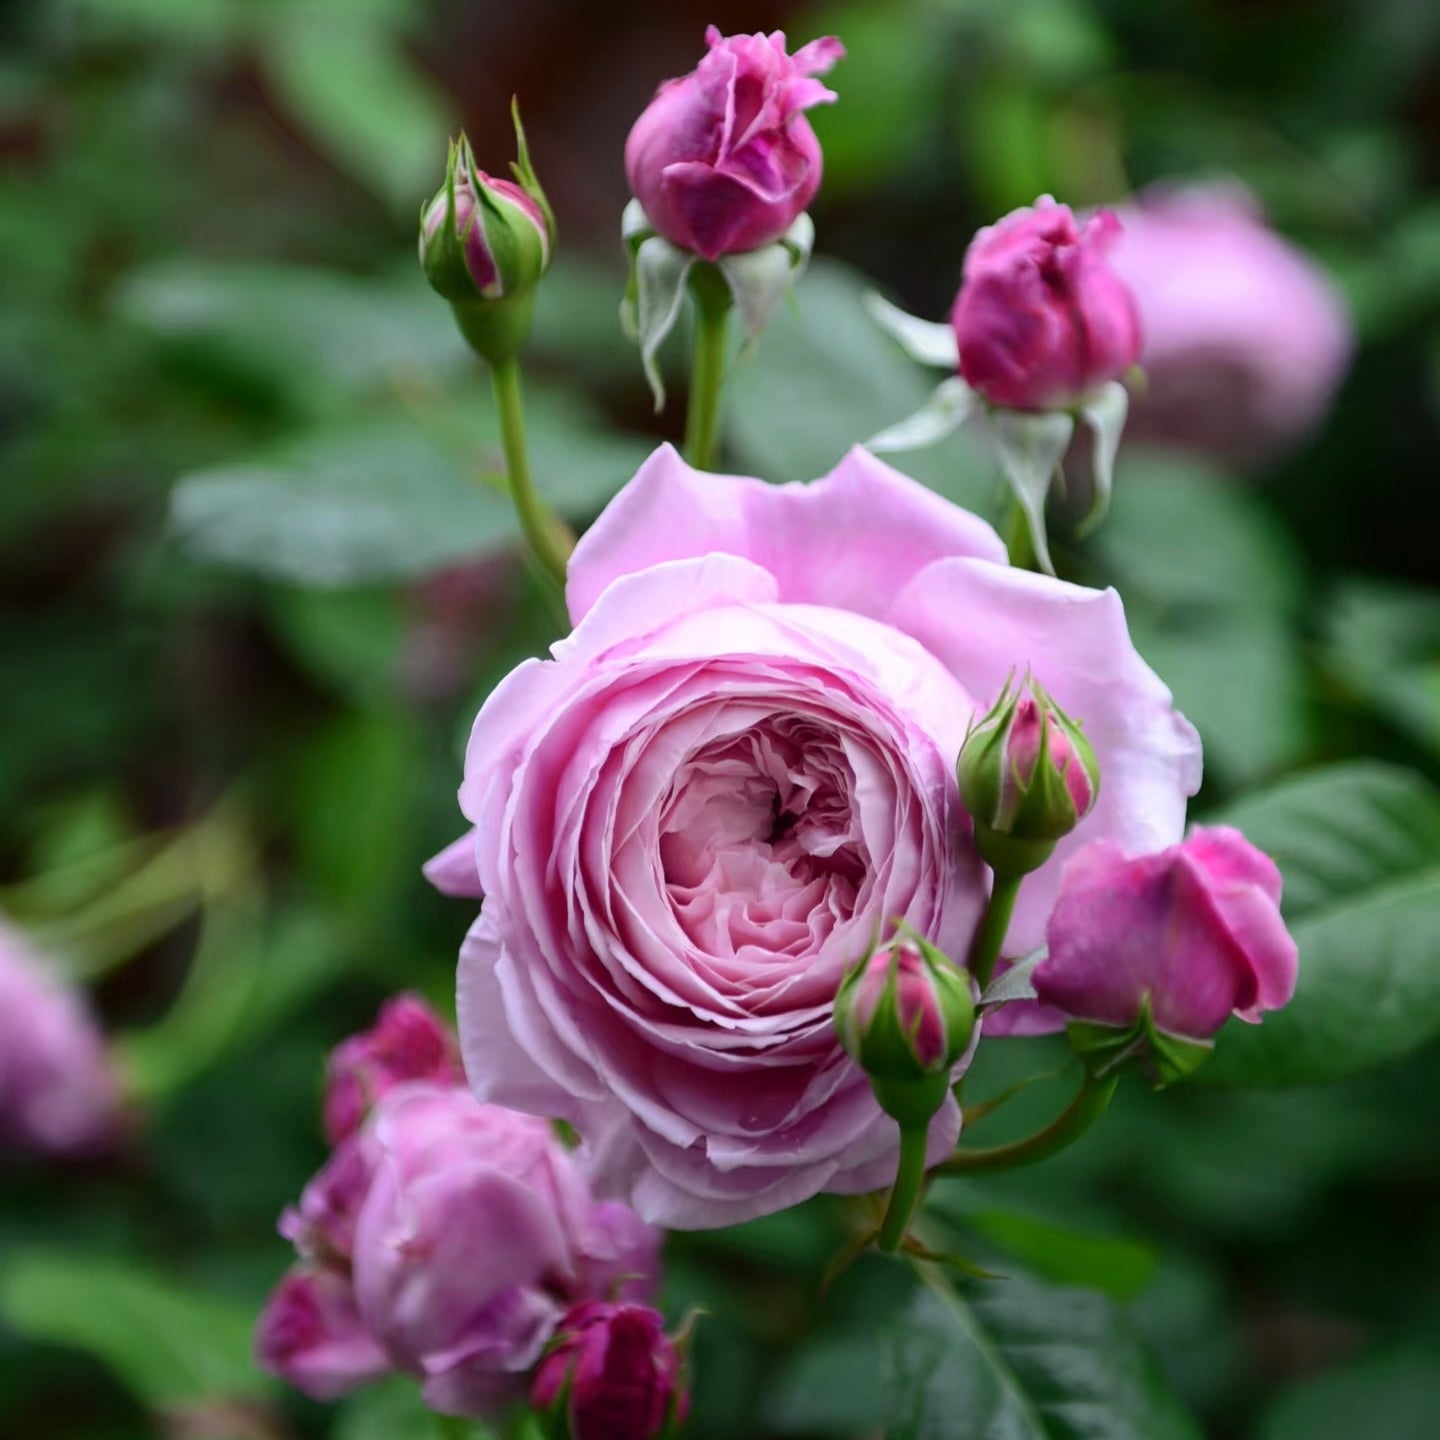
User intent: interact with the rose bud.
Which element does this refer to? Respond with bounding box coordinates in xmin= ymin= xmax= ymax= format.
xmin=0 ymin=917 xmax=122 ymax=1159
xmin=835 ymin=936 xmax=975 ymax=1128
xmin=958 ymin=675 xmax=1100 ymax=880
xmin=349 ymin=1086 xmax=661 ymax=1417
xmin=625 ymin=26 xmax=843 ymax=261
xmin=1110 ymin=181 xmax=1352 ymax=466
xmin=254 ymin=1267 xmax=390 ymax=1401
xmin=1034 ymin=826 xmax=1299 ymax=1085
xmin=322 ymin=993 xmax=462 ymax=1145
xmin=953 ymin=196 xmax=1141 ymax=412
xmin=532 ymin=1301 xmax=688 ymax=1440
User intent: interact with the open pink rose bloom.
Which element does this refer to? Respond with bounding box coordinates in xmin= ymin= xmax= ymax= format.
xmin=430 ymin=445 xmax=1201 ymax=1227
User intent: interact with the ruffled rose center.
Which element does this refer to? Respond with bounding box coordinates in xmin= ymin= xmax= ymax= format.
xmin=658 ymin=717 xmax=866 ymax=962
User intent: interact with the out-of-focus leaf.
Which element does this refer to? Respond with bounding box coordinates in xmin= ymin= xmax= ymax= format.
xmin=1200 ymin=762 xmax=1440 ymax=1085
xmin=1097 ymin=452 xmax=1305 ymax=781
xmin=1259 ymin=1349 xmax=1440 ymax=1440
xmin=729 ymin=260 xmax=994 ymax=510
xmin=115 ymin=260 xmax=467 ymax=412
xmin=258 ymin=9 xmax=448 ymax=211
xmin=0 ymin=1252 xmax=266 ymax=1407
xmin=168 ymin=392 xmax=649 ymax=587
xmin=767 ymin=1264 xmax=1200 ymax=1439
xmin=1324 ymin=577 xmax=1440 ymax=755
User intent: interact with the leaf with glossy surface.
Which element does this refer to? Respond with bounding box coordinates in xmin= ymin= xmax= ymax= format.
xmin=767 ymin=1264 xmax=1200 ymax=1439
xmin=1201 ymin=762 xmax=1440 ymax=1085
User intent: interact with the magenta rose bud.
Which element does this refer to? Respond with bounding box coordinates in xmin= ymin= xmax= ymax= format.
xmin=1109 ymin=182 xmax=1352 ymax=464
xmin=254 ymin=1268 xmax=390 ymax=1401
xmin=952 ymin=197 xmax=1141 ymax=412
xmin=532 ymin=1301 xmax=687 ymax=1440
xmin=322 ymin=993 xmax=462 ymax=1145
xmin=958 ymin=674 xmax=1100 ymax=880
xmin=624 ymin=26 xmax=843 ymax=260
xmin=0 ymin=918 xmax=121 ymax=1159
xmin=1034 ymin=825 xmax=1299 ymax=1084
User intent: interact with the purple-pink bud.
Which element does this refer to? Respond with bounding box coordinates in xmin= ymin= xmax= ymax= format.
xmin=952 ymin=197 xmax=1141 ymax=411
xmin=624 ymin=27 xmax=844 ymax=260
xmin=0 ymin=919 xmax=121 ymax=1159
xmin=1034 ymin=825 xmax=1299 ymax=1043
xmin=532 ymin=1301 xmax=687 ymax=1440
xmin=844 ymin=942 xmax=954 ymax=1073
xmin=322 ymin=993 xmax=461 ymax=1145
xmin=1109 ymin=182 xmax=1352 ymax=465
xmin=254 ymin=1268 xmax=389 ymax=1402
xmin=1003 ymin=696 xmax=1096 ymax=824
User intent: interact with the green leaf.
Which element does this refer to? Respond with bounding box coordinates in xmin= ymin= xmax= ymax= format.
xmin=1200 ymin=762 xmax=1440 ymax=1085
xmin=168 ymin=391 xmax=649 ymax=587
xmin=0 ymin=1252 xmax=266 ymax=1408
xmin=961 ymin=1209 xmax=1157 ymax=1300
xmin=766 ymin=1264 xmax=1200 ymax=1439
xmin=1259 ymin=1348 xmax=1440 ymax=1440
xmin=728 ymin=260 xmax=993 ymax=511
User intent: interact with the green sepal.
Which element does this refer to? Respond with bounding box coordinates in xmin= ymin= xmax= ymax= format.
xmin=509 ymin=97 xmax=556 ymax=245
xmin=450 ymin=290 xmax=536 ymax=367
xmin=1067 ymin=998 xmax=1213 ymax=1090
xmin=871 ymin=1073 xmax=954 ymax=1129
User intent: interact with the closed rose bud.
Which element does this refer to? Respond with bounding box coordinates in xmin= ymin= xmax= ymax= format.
xmin=953 ymin=197 xmax=1141 ymax=412
xmin=420 ymin=135 xmax=552 ymax=304
xmin=1110 ymin=182 xmax=1352 ymax=465
xmin=958 ymin=676 xmax=1100 ymax=880
xmin=254 ymin=1268 xmax=390 ymax=1402
xmin=0 ymin=918 xmax=121 ymax=1159
xmin=835 ymin=936 xmax=975 ymax=1128
xmin=322 ymin=993 xmax=461 ymax=1145
xmin=625 ymin=26 xmax=843 ymax=260
xmin=532 ymin=1301 xmax=687 ymax=1440
xmin=1034 ymin=826 xmax=1299 ymax=1085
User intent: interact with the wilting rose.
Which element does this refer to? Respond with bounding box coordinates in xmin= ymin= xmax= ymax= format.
xmin=1110 ymin=182 xmax=1352 ymax=464
xmin=625 ymin=26 xmax=843 ymax=259
xmin=430 ymin=445 xmax=1200 ymax=1227
xmin=1034 ymin=825 xmax=1298 ymax=1040
xmin=952 ymin=196 xmax=1141 ymax=411
xmin=322 ymin=993 xmax=461 ymax=1144
xmin=259 ymin=1080 xmax=660 ymax=1417
xmin=0 ymin=918 xmax=120 ymax=1159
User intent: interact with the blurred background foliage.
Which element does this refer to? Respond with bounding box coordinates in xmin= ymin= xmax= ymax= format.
xmin=1 ymin=0 xmax=1439 ymax=1436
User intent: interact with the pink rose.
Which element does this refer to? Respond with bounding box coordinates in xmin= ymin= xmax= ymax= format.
xmin=322 ymin=993 xmax=462 ymax=1144
xmin=431 ymin=445 xmax=1200 ymax=1226
xmin=953 ymin=197 xmax=1142 ymax=411
xmin=624 ymin=27 xmax=844 ymax=260
xmin=1109 ymin=182 xmax=1352 ymax=464
xmin=1034 ymin=825 xmax=1298 ymax=1040
xmin=0 ymin=918 xmax=121 ymax=1159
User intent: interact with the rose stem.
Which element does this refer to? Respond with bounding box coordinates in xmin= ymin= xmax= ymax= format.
xmin=491 ymin=355 xmax=572 ymax=591
xmin=967 ymin=875 xmax=1021 ymax=993
xmin=936 ymin=1072 xmax=1118 ymax=1176
xmin=877 ymin=1122 xmax=930 ymax=1253
xmin=683 ymin=264 xmax=733 ymax=471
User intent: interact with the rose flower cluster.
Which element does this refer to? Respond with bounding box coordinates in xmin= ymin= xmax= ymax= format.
xmin=254 ymin=20 xmax=1322 ymax=1437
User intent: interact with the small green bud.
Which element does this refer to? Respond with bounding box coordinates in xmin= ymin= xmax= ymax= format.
xmin=958 ymin=673 xmax=1100 ymax=881
xmin=835 ymin=935 xmax=976 ymax=1128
